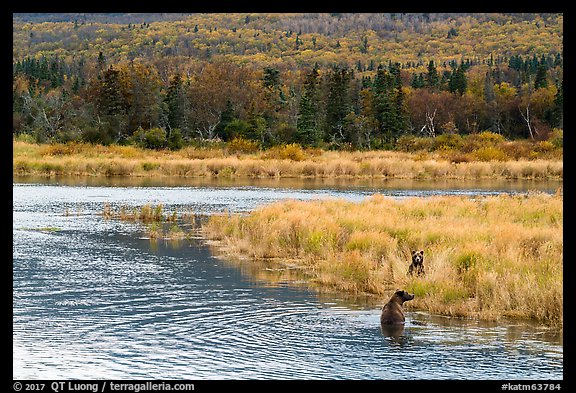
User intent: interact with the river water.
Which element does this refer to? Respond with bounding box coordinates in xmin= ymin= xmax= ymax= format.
xmin=12 ymin=178 xmax=563 ymax=380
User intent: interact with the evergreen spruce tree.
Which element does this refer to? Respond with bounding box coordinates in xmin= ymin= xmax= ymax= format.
xmin=72 ymin=76 xmax=81 ymax=94
xmin=550 ymin=80 xmax=563 ymax=128
xmin=325 ymin=65 xmax=352 ymax=144
xmin=530 ymin=54 xmax=539 ymax=73
xmin=360 ymin=36 xmax=368 ymax=54
xmin=440 ymin=71 xmax=451 ymax=90
xmin=296 ymin=65 xmax=322 ymax=146
xmin=99 ymin=67 xmax=125 ymax=117
xmin=425 ymin=60 xmax=439 ymax=89
xmin=97 ymin=51 xmax=106 ymax=76
xmin=372 ymin=66 xmax=394 ymax=142
xmin=389 ymin=62 xmax=402 ymax=88
xmin=411 ymin=73 xmax=425 ymax=88
xmin=392 ymin=84 xmax=409 ymax=140
xmin=534 ymin=64 xmax=548 ymax=89
xmin=410 ymin=74 xmax=419 ymax=88
xmin=508 ymin=55 xmax=521 ymax=71
xmin=361 ymin=75 xmax=372 ymax=89
xmin=553 ymin=53 xmax=562 ymax=68
xmin=262 ymin=66 xmax=285 ymax=132
xmin=49 ymin=58 xmax=63 ymax=88
xmin=448 ymin=65 xmax=467 ymax=95
xmin=97 ymin=66 xmax=127 ymax=143
xmin=214 ymin=99 xmax=235 ymax=141
xmin=370 ymin=64 xmax=410 ymax=143
xmin=38 ymin=57 xmax=49 ymax=82
xmin=164 ymin=73 xmax=185 ymax=132
xmin=263 ymin=67 xmax=280 ymax=90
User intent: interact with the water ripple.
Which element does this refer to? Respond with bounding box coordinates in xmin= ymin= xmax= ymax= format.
xmin=13 ymin=183 xmax=563 ymax=380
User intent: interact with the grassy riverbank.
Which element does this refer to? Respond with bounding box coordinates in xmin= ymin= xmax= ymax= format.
xmin=202 ymin=192 xmax=563 ymax=326
xmin=13 ymin=139 xmax=563 ymax=180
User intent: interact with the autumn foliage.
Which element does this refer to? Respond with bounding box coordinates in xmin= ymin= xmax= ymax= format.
xmin=13 ymin=13 xmax=563 ymax=150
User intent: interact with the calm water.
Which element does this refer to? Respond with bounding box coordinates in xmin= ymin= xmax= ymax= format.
xmin=13 ymin=180 xmax=563 ymax=380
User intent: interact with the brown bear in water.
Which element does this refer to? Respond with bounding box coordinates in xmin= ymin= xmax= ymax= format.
xmin=380 ymin=289 xmax=415 ymax=325
xmin=407 ymin=250 xmax=425 ymax=276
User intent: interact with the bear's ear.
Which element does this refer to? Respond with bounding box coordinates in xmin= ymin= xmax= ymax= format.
xmin=419 ymin=250 xmax=424 ymax=255
xmin=412 ymin=250 xmax=417 ymax=255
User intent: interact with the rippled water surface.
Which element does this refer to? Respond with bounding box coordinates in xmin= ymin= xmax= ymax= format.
xmin=13 ymin=180 xmax=563 ymax=380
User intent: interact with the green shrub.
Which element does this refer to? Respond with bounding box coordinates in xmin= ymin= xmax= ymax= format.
xmin=454 ymin=251 xmax=482 ymax=273
xmin=549 ymin=128 xmax=563 ymax=148
xmin=39 ymin=162 xmax=63 ymax=173
xmin=441 ymin=286 xmax=470 ymax=303
xmin=130 ymin=127 xmax=167 ymax=150
xmin=224 ymin=119 xmax=252 ymax=141
xmin=406 ymin=280 xmax=435 ymax=297
xmin=81 ymin=125 xmax=113 ymax=145
xmin=143 ymin=128 xmax=167 ymax=150
xmin=433 ymin=133 xmax=464 ymax=150
xmin=54 ymin=129 xmax=82 ymax=143
xmin=14 ymin=133 xmax=37 ymax=144
xmin=142 ymin=162 xmax=160 ymax=171
xmin=305 ymin=231 xmax=326 ymax=255
xmin=218 ymin=167 xmax=236 ymax=177
xmin=167 ymin=128 xmax=184 ymax=150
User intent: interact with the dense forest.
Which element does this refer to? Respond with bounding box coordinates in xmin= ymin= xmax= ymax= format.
xmin=12 ymin=13 xmax=563 ymax=150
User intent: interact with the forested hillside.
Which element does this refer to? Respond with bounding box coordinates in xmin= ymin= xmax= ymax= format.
xmin=12 ymin=13 xmax=563 ymax=150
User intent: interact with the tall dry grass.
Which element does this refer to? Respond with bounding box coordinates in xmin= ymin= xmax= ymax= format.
xmin=202 ymin=192 xmax=563 ymax=326
xmin=13 ymin=140 xmax=563 ymax=180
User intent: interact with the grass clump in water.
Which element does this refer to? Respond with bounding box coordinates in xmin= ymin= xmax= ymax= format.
xmin=202 ymin=192 xmax=563 ymax=326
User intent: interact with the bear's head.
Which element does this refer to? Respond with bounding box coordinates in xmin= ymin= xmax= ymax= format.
xmin=394 ymin=289 xmax=415 ymax=303
xmin=412 ymin=250 xmax=424 ymax=265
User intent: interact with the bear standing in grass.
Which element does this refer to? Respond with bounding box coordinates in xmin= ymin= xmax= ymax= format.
xmin=380 ymin=289 xmax=415 ymax=325
xmin=408 ymin=250 xmax=425 ymax=276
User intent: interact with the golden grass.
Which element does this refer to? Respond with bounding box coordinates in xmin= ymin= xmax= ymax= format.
xmin=13 ymin=140 xmax=563 ymax=180
xmin=202 ymin=192 xmax=563 ymax=326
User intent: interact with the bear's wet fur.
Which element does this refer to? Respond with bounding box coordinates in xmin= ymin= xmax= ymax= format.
xmin=407 ymin=250 xmax=425 ymax=276
xmin=380 ymin=289 xmax=415 ymax=325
